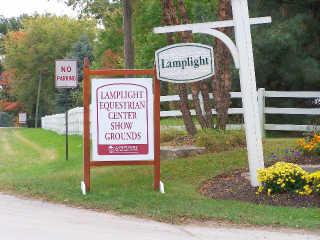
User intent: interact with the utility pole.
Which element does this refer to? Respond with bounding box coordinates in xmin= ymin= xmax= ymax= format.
xmin=123 ymin=0 xmax=134 ymax=69
xmin=35 ymin=71 xmax=42 ymax=128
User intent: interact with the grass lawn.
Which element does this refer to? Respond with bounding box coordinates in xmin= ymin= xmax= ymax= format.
xmin=0 ymin=128 xmax=319 ymax=229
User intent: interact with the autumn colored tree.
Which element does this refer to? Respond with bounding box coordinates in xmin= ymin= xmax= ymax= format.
xmin=3 ymin=15 xmax=96 ymax=120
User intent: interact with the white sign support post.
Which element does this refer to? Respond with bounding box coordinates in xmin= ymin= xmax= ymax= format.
xmin=154 ymin=0 xmax=271 ymax=186
xmin=231 ymin=0 xmax=264 ymax=186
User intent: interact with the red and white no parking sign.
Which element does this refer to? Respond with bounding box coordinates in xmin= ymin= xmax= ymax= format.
xmin=55 ymin=59 xmax=78 ymax=88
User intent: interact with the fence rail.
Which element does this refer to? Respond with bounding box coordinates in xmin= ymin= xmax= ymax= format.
xmin=42 ymin=89 xmax=320 ymax=135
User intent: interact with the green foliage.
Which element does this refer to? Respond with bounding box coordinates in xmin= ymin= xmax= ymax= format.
xmin=250 ymin=0 xmax=320 ymax=92
xmin=195 ymin=129 xmax=246 ymax=152
xmin=54 ymin=89 xmax=72 ymax=113
xmin=0 ymin=15 xmax=28 ymax=54
xmin=0 ymin=111 xmax=13 ymax=126
xmin=55 ymin=34 xmax=94 ymax=110
xmin=257 ymin=162 xmax=310 ymax=195
xmin=3 ymin=15 xmax=96 ymax=116
xmin=160 ymin=128 xmax=187 ymax=143
xmin=91 ymin=0 xmax=218 ymax=70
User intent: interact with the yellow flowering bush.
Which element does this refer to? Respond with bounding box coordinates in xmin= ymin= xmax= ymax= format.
xmin=307 ymin=171 xmax=320 ymax=195
xmin=297 ymin=134 xmax=320 ymax=155
xmin=257 ymin=162 xmax=310 ymax=195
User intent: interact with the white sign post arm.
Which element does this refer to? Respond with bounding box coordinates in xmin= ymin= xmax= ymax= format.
xmin=153 ymin=0 xmax=270 ymax=187
xmin=231 ymin=0 xmax=264 ymax=186
xmin=153 ymin=17 xmax=271 ymax=34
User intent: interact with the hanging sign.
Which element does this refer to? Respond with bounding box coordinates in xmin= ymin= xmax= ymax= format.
xmin=55 ymin=59 xmax=78 ymax=88
xmin=18 ymin=112 xmax=27 ymax=124
xmin=91 ymin=78 xmax=154 ymax=161
xmin=155 ymin=43 xmax=214 ymax=83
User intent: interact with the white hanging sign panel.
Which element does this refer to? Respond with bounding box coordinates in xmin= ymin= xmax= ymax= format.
xmin=91 ymin=78 xmax=154 ymax=161
xmin=155 ymin=43 xmax=214 ymax=83
xmin=18 ymin=112 xmax=27 ymax=124
xmin=55 ymin=59 xmax=78 ymax=88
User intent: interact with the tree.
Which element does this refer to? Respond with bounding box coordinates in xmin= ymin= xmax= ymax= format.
xmin=247 ymin=0 xmax=320 ymax=125
xmin=3 ymin=15 xmax=96 ymax=120
xmin=211 ymin=0 xmax=233 ymax=130
xmin=176 ymin=0 xmax=215 ymax=129
xmin=249 ymin=0 xmax=320 ymax=92
xmin=55 ymin=34 xmax=94 ymax=112
xmin=161 ymin=0 xmax=197 ymax=135
xmin=0 ymin=111 xmax=13 ymax=127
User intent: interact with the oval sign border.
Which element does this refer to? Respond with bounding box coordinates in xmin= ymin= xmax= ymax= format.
xmin=155 ymin=43 xmax=214 ymax=83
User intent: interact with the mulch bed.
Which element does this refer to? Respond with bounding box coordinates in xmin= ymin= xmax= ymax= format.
xmin=269 ymin=154 xmax=320 ymax=166
xmin=200 ymin=156 xmax=320 ymax=208
xmin=164 ymin=134 xmax=320 ymax=208
xmin=200 ymin=169 xmax=320 ymax=208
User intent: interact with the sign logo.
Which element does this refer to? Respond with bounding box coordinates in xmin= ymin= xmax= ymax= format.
xmin=18 ymin=112 xmax=27 ymax=124
xmin=155 ymin=43 xmax=214 ymax=83
xmin=91 ymin=78 xmax=154 ymax=161
xmin=55 ymin=59 xmax=78 ymax=88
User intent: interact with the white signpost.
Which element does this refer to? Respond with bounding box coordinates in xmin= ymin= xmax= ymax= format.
xmin=18 ymin=112 xmax=27 ymax=124
xmin=91 ymin=78 xmax=154 ymax=161
xmin=155 ymin=43 xmax=214 ymax=83
xmin=55 ymin=59 xmax=78 ymax=88
xmin=154 ymin=0 xmax=271 ymax=186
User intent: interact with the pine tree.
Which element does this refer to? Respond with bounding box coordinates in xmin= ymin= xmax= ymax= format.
xmin=55 ymin=35 xmax=94 ymax=112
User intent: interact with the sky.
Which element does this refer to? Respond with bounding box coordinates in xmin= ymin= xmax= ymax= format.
xmin=0 ymin=0 xmax=79 ymax=19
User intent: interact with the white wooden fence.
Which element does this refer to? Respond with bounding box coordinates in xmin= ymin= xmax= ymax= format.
xmin=42 ymin=89 xmax=320 ymax=135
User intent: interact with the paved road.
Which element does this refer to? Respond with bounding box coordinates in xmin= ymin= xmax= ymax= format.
xmin=0 ymin=192 xmax=319 ymax=240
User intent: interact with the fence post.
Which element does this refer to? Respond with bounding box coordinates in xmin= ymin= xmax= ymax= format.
xmin=257 ymin=88 xmax=265 ymax=137
xmin=198 ymin=92 xmax=205 ymax=115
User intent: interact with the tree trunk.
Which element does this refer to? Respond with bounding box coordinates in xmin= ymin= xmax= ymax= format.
xmin=123 ymin=0 xmax=134 ymax=69
xmin=176 ymin=0 xmax=214 ymax=129
xmin=200 ymin=80 xmax=214 ymax=128
xmin=177 ymin=84 xmax=197 ymax=135
xmin=161 ymin=0 xmax=197 ymax=136
xmin=211 ymin=0 xmax=233 ymax=130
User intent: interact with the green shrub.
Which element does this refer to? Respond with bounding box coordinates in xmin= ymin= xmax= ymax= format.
xmin=194 ymin=129 xmax=246 ymax=152
xmin=0 ymin=111 xmax=13 ymax=127
xmin=160 ymin=128 xmax=187 ymax=143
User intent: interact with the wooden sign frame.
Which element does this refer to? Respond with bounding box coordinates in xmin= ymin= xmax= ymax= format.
xmin=83 ymin=57 xmax=160 ymax=192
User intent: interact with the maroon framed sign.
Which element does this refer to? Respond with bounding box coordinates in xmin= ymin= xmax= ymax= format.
xmin=82 ymin=58 xmax=161 ymax=192
xmin=91 ymin=78 xmax=154 ymax=161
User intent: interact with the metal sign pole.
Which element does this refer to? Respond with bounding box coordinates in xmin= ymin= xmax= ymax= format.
xmin=65 ymin=94 xmax=69 ymax=161
xmin=55 ymin=59 xmax=78 ymax=161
